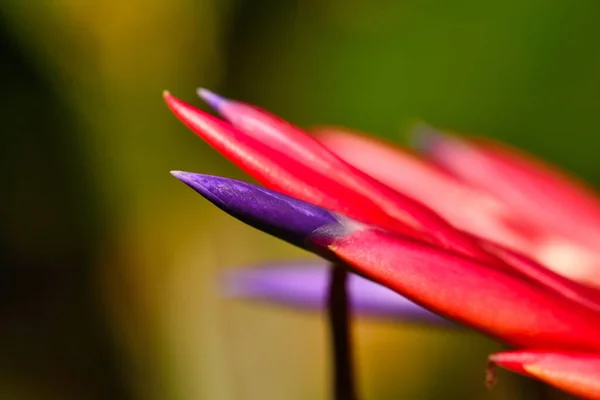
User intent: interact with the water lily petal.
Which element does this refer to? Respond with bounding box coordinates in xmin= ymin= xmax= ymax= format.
xmin=417 ymin=126 xmax=600 ymax=248
xmin=193 ymin=90 xmax=494 ymax=262
xmin=171 ymin=171 xmax=338 ymax=250
xmin=314 ymin=127 xmax=600 ymax=288
xmin=313 ymin=128 xmax=600 ymax=304
xmin=172 ymin=173 xmax=600 ymax=351
xmin=311 ymin=225 xmax=600 ymax=352
xmin=489 ymin=350 xmax=600 ymax=399
xmin=164 ymin=92 xmax=422 ymax=239
xmin=478 ymin=240 xmax=600 ymax=314
xmin=222 ymin=261 xmax=448 ymax=323
xmin=314 ymin=127 xmax=539 ymax=252
xmin=535 ymin=239 xmax=600 ymax=288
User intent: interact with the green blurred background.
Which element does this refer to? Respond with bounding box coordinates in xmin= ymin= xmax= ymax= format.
xmin=2 ymin=1 xmax=598 ymax=399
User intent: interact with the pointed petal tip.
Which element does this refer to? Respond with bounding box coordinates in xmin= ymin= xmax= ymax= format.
xmin=197 ymin=88 xmax=229 ymax=111
xmin=170 ymin=170 xmax=206 ymax=189
xmin=408 ymin=122 xmax=445 ymax=153
xmin=170 ymin=172 xmax=340 ymax=249
xmin=409 ymin=124 xmax=470 ymax=157
xmin=170 ymin=170 xmax=196 ymax=186
xmin=162 ymin=90 xmax=175 ymax=105
xmin=488 ymin=351 xmax=542 ymax=376
xmin=169 ymin=171 xmax=230 ymax=207
xmin=163 ymin=90 xmax=182 ymax=110
xmin=489 ymin=351 xmax=600 ymax=398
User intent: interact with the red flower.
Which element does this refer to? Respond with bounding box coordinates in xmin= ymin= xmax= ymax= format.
xmin=166 ymin=89 xmax=600 ymax=399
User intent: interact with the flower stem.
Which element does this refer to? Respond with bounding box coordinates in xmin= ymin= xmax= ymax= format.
xmin=327 ymin=264 xmax=358 ymax=400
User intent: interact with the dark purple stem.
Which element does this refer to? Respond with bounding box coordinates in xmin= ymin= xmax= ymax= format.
xmin=327 ymin=265 xmax=358 ymax=400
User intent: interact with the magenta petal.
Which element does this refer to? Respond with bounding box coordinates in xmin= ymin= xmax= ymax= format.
xmin=221 ymin=261 xmax=450 ymax=323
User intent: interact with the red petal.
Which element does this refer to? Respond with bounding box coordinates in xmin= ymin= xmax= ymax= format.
xmin=479 ymin=240 xmax=600 ymax=314
xmin=312 ymin=226 xmax=600 ymax=351
xmin=490 ymin=350 xmax=600 ymax=399
xmin=315 ymin=127 xmax=600 ymax=288
xmin=163 ymin=92 xmax=411 ymax=234
xmin=534 ymin=239 xmax=600 ymax=289
xmin=314 ymin=127 xmax=541 ymax=252
xmin=421 ymin=129 xmax=600 ymax=248
xmin=209 ymin=97 xmax=494 ymax=261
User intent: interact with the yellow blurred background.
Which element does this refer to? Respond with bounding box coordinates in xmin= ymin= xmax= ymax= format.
xmin=2 ymin=1 xmax=599 ymax=399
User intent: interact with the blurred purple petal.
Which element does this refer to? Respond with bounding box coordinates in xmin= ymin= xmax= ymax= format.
xmin=222 ymin=261 xmax=450 ymax=324
xmin=197 ymin=88 xmax=228 ymax=111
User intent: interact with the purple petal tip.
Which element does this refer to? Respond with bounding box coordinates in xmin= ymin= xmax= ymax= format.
xmin=171 ymin=170 xmax=220 ymax=202
xmin=197 ymin=88 xmax=228 ymax=111
xmin=171 ymin=171 xmax=340 ymax=249
xmin=170 ymin=170 xmax=187 ymax=180
xmin=408 ymin=123 xmax=445 ymax=154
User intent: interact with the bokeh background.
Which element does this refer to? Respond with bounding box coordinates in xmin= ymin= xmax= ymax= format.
xmin=2 ymin=1 xmax=599 ymax=399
